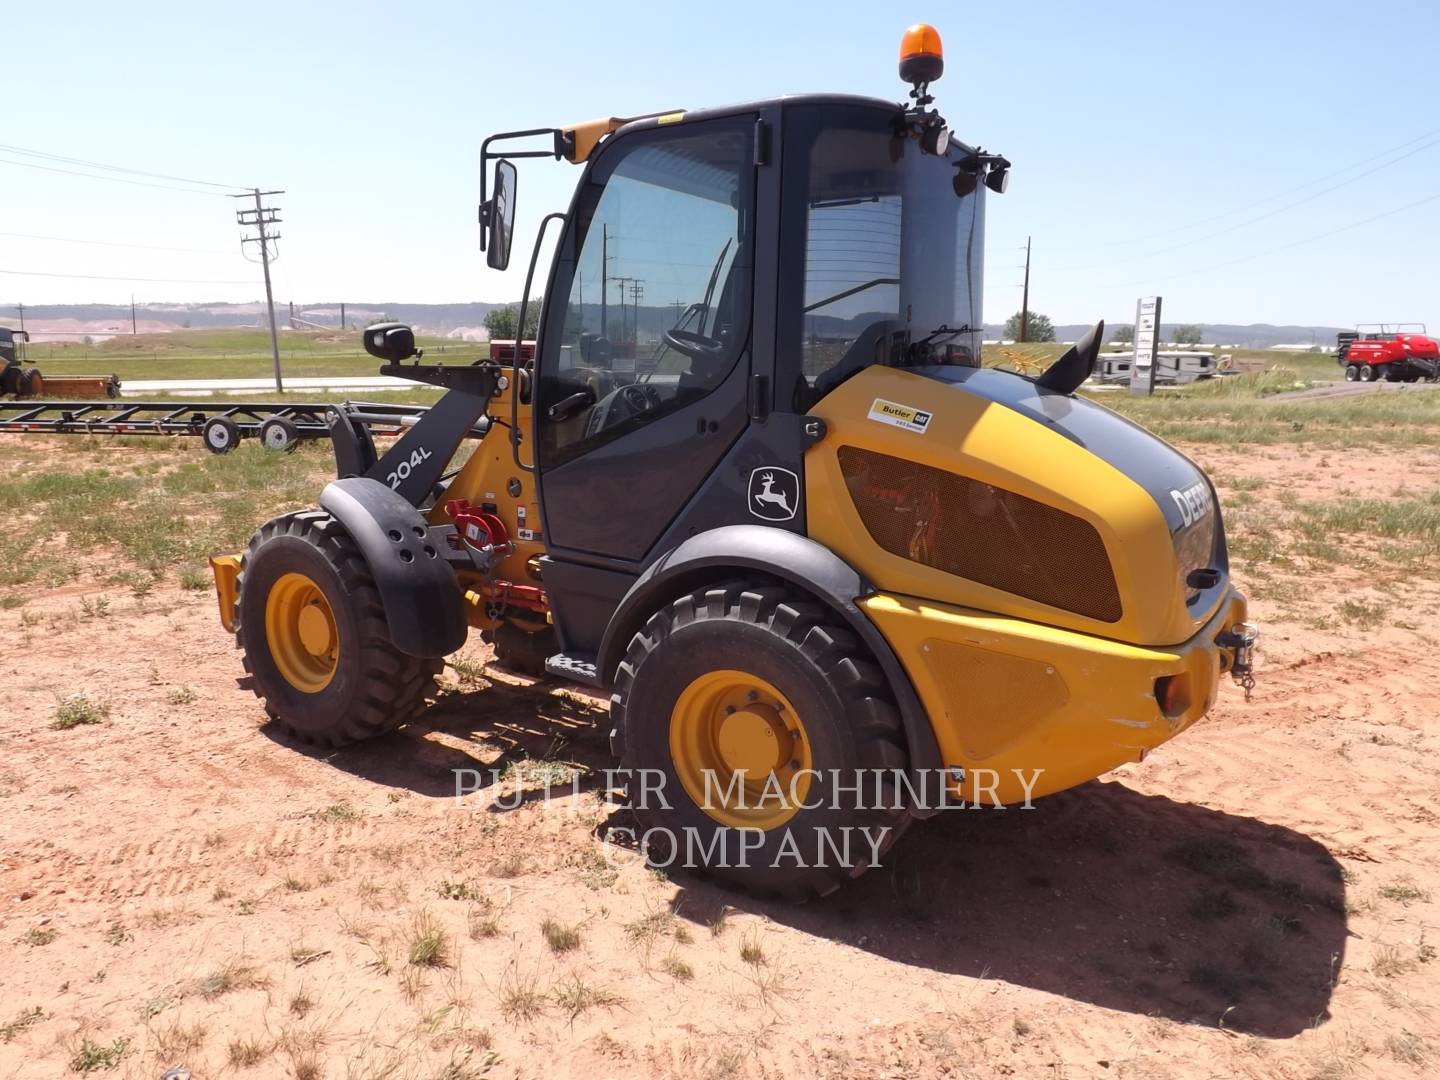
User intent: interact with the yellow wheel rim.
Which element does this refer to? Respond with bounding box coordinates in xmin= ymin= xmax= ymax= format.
xmin=265 ymin=572 xmax=339 ymax=693
xmin=669 ymin=669 xmax=812 ymax=830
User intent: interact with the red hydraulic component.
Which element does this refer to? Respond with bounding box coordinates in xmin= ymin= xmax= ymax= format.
xmin=445 ymin=499 xmax=548 ymax=614
xmin=474 ymin=578 xmax=548 ymax=614
xmin=444 ymin=498 xmax=513 ymax=561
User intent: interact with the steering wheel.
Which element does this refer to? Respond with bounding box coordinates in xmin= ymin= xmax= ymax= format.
xmin=663 ymin=328 xmax=727 ymax=366
xmin=620 ymin=383 xmax=660 ymax=414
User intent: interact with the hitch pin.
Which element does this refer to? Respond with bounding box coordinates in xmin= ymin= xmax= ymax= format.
xmin=1218 ymin=622 xmax=1259 ymax=702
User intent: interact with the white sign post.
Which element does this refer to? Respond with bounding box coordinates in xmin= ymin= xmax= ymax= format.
xmin=1129 ymin=295 xmax=1163 ymax=396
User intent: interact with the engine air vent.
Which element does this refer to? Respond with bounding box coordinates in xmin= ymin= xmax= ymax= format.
xmin=837 ymin=446 xmax=1122 ymax=622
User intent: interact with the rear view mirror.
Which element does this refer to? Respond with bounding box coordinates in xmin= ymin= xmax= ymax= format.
xmin=485 ymin=160 xmax=517 ymax=271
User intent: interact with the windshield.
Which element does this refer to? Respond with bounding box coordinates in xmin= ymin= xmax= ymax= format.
xmin=782 ymin=104 xmax=986 ymax=404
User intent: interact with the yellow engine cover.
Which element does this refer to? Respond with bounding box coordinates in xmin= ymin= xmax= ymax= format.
xmin=807 ymin=366 xmax=1196 ymax=646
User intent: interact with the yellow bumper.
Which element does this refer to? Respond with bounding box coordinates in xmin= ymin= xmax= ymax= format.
xmin=210 ymin=554 xmax=241 ymax=633
xmin=862 ymin=588 xmax=1249 ymax=804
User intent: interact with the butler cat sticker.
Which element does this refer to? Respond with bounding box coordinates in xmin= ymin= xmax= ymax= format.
xmin=867 ymin=398 xmax=932 ymax=434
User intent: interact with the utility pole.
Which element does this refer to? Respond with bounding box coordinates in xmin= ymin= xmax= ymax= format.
xmin=628 ymin=280 xmax=645 ymax=342
xmin=16 ymin=302 xmax=23 ymax=333
xmin=1019 ymin=235 xmax=1031 ymax=343
xmin=233 ymin=188 xmax=285 ymax=391
xmin=131 ymin=294 xmax=137 ymax=335
xmin=600 ymin=225 xmax=609 ymax=340
xmin=339 ymin=302 xmax=346 ymax=331
xmin=612 ymin=276 xmax=637 ymax=348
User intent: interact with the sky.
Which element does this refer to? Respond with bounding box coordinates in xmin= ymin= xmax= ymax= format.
xmin=3 ymin=0 xmax=1438 ymax=331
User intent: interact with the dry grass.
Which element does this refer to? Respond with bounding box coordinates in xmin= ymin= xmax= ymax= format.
xmin=149 ymin=1018 xmax=207 ymax=1061
xmin=468 ymin=905 xmax=501 ymax=940
xmin=408 ymin=911 xmax=452 ymax=968
xmin=1378 ymin=878 xmax=1431 ymax=904
xmin=227 ymin=1035 xmax=269 ymax=1068
xmin=187 ymin=957 xmax=268 ymax=999
xmin=0 ymin=1006 xmax=44 ymax=1043
xmin=68 ymin=1037 xmax=129 ymax=1073
xmin=498 ymin=965 xmax=545 ymax=1024
xmin=623 ymin=910 xmax=675 ymax=953
xmin=541 ymin=917 xmax=581 ymax=955
xmin=21 ymin=926 xmax=57 ymax=947
xmin=662 ymin=954 xmax=695 ymax=981
xmin=552 ymin=974 xmax=623 ymax=1022
xmin=739 ymin=929 xmax=766 ymax=967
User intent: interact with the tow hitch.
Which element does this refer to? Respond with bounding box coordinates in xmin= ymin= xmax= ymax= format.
xmin=1217 ymin=622 xmax=1259 ymax=701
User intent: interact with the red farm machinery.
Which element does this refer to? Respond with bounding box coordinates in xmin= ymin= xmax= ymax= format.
xmin=1337 ymin=324 xmax=1440 ymax=383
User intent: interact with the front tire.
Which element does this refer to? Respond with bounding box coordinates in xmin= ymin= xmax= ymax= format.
xmin=611 ymin=582 xmax=911 ymax=900
xmin=236 ymin=510 xmax=441 ymax=746
xmin=203 ymin=416 xmax=241 ymax=454
xmin=1344 ymin=364 xmax=1360 ymax=382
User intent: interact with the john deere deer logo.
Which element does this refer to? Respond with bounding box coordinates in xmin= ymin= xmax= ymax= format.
xmin=748 ymin=467 xmax=799 ymax=522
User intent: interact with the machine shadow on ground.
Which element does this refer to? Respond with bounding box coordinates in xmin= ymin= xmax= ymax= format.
xmin=260 ymin=673 xmax=1345 ymax=1039
xmin=256 ymin=671 xmax=614 ymax=800
xmin=669 ymin=780 xmax=1347 ymax=1039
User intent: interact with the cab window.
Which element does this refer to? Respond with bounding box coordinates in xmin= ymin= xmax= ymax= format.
xmin=539 ymin=120 xmax=754 ymax=468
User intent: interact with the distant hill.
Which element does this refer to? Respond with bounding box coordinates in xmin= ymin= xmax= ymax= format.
xmin=3 ymin=301 xmax=509 ymax=337
xmin=985 ymin=322 xmax=1348 ymax=348
xmin=5 ymin=303 xmax=1348 ymax=350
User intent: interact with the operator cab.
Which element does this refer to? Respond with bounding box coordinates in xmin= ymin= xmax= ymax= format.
xmin=471 ymin=31 xmax=1012 ymax=646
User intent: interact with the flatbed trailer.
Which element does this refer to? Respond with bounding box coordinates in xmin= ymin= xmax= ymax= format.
xmin=0 ymin=398 xmax=437 ymax=454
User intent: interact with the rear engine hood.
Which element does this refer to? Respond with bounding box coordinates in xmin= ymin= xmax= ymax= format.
xmin=912 ymin=365 xmax=1228 ymax=617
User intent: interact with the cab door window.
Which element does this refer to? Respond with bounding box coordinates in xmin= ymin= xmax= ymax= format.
xmin=539 ymin=120 xmax=753 ymax=468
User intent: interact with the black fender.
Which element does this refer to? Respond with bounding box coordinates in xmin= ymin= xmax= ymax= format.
xmin=318 ymin=477 xmax=467 ymax=658
xmin=598 ymin=525 xmax=944 ymax=816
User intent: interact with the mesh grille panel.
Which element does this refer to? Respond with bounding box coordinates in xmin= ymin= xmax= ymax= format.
xmin=837 ymin=446 xmax=1123 ymax=622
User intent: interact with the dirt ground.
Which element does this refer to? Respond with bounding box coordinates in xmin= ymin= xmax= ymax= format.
xmin=2 ymin=438 xmax=1439 ymax=1079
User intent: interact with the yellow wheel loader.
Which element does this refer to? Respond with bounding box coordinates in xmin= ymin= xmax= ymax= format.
xmin=211 ymin=25 xmax=1256 ymax=899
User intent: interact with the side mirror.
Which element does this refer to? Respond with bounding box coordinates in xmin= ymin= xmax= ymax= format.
xmin=483 ymin=160 xmax=518 ymax=271
xmin=362 ymin=322 xmax=418 ymax=363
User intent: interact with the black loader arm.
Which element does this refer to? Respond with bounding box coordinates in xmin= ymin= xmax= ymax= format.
xmin=319 ymin=478 xmax=467 ymax=658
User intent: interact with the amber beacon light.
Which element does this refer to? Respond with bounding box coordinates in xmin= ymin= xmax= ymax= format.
xmin=899 ymin=23 xmax=944 ymax=86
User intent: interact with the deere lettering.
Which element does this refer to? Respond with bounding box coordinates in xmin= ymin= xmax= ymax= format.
xmin=1170 ymin=481 xmax=1212 ymax=529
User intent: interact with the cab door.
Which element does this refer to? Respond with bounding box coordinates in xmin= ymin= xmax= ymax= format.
xmin=534 ymin=115 xmax=759 ymax=563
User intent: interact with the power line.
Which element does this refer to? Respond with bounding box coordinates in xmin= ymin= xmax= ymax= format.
xmin=0 ymin=267 xmax=255 ymax=284
xmin=1055 ymin=133 xmax=1440 ymax=271
xmin=1065 ymin=126 xmax=1440 ymax=253
xmin=1058 ymin=189 xmax=1440 ymax=293
xmin=0 ymin=154 xmax=238 ymax=197
xmin=0 ymin=141 xmax=248 ymax=191
xmin=0 ymin=229 xmax=231 ymax=255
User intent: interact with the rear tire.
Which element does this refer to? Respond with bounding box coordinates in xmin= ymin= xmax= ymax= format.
xmin=236 ymin=510 xmax=441 ymax=746
xmin=259 ymin=416 xmax=300 ymax=453
xmin=610 ymin=582 xmax=911 ymax=900
xmin=1358 ymin=365 xmax=1377 ymax=383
